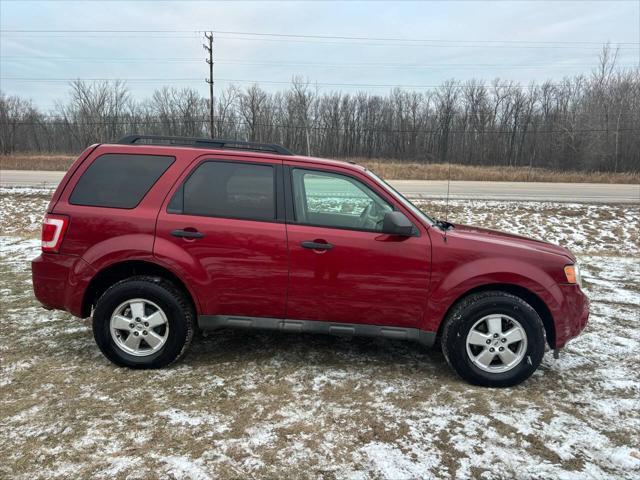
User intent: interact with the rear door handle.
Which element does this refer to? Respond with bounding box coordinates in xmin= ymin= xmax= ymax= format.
xmin=171 ymin=229 xmax=205 ymax=239
xmin=301 ymin=241 xmax=333 ymax=250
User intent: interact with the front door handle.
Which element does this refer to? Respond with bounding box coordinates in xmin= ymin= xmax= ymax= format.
xmin=301 ymin=241 xmax=333 ymax=250
xmin=171 ymin=229 xmax=205 ymax=239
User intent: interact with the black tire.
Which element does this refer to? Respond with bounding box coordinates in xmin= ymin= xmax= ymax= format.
xmin=441 ymin=290 xmax=545 ymax=387
xmin=92 ymin=275 xmax=194 ymax=368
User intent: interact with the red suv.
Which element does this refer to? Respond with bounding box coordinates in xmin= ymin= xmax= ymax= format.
xmin=31 ymin=135 xmax=589 ymax=387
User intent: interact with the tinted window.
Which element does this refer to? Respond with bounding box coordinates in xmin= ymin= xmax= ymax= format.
xmin=292 ymin=169 xmax=392 ymax=231
xmin=176 ymin=161 xmax=275 ymax=221
xmin=70 ymin=154 xmax=174 ymax=209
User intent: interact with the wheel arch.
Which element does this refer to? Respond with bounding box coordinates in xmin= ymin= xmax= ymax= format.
xmin=82 ymin=259 xmax=199 ymax=318
xmin=436 ymin=283 xmax=556 ymax=348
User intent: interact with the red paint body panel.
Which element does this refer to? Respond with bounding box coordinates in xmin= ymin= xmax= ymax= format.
xmin=153 ymin=153 xmax=289 ymax=318
xmin=553 ymin=285 xmax=589 ymax=348
xmin=285 ymin=224 xmax=431 ymax=327
xmin=32 ymin=252 xmax=95 ymax=317
xmin=282 ymin=159 xmax=432 ymax=327
xmin=154 ymin=215 xmax=288 ymax=318
xmin=422 ymin=223 xmax=587 ymax=346
xmin=31 ymin=142 xmax=589 ymax=350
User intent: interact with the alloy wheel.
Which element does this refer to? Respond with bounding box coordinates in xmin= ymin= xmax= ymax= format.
xmin=109 ymin=298 xmax=169 ymax=356
xmin=465 ymin=314 xmax=528 ymax=373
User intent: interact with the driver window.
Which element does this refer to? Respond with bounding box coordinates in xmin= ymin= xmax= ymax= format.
xmin=292 ymin=169 xmax=393 ymax=231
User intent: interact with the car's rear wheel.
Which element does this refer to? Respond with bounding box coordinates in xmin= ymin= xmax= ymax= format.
xmin=441 ymin=290 xmax=545 ymax=387
xmin=92 ymin=276 xmax=194 ymax=368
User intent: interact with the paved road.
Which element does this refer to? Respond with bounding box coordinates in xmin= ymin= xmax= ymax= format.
xmin=1 ymin=170 xmax=65 ymax=188
xmin=1 ymin=170 xmax=638 ymax=204
xmin=390 ymin=180 xmax=640 ymax=204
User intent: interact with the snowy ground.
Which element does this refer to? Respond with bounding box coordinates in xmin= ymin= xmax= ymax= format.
xmin=0 ymin=188 xmax=639 ymax=479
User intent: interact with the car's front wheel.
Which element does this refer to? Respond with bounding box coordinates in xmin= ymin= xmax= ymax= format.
xmin=441 ymin=290 xmax=546 ymax=387
xmin=92 ymin=276 xmax=194 ymax=368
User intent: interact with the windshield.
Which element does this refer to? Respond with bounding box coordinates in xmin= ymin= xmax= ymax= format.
xmin=365 ymin=170 xmax=436 ymax=225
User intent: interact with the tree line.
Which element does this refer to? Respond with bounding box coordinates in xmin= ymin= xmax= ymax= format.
xmin=1 ymin=48 xmax=638 ymax=172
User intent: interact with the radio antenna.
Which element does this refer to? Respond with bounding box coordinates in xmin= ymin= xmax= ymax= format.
xmin=443 ymin=157 xmax=452 ymax=242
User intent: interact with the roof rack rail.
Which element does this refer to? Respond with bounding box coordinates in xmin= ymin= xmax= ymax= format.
xmin=117 ymin=134 xmax=294 ymax=155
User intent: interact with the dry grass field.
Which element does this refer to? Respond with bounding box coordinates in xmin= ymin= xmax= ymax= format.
xmin=1 ymin=187 xmax=639 ymax=479
xmin=2 ymin=154 xmax=639 ymax=184
xmin=1 ymin=154 xmax=76 ymax=172
xmin=358 ymin=160 xmax=640 ymax=184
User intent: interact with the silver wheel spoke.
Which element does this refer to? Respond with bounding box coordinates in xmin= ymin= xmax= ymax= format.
xmin=145 ymin=311 xmax=166 ymax=328
xmin=111 ymin=315 xmax=132 ymax=331
xmin=129 ymin=301 xmax=146 ymax=320
xmin=124 ymin=333 xmax=141 ymax=350
xmin=475 ymin=348 xmax=495 ymax=367
xmin=486 ymin=316 xmax=503 ymax=335
xmin=144 ymin=331 xmax=164 ymax=349
xmin=110 ymin=298 xmax=169 ymax=357
xmin=466 ymin=313 xmax=528 ymax=374
xmin=498 ymin=347 xmax=518 ymax=365
xmin=468 ymin=330 xmax=491 ymax=346
xmin=503 ymin=327 xmax=524 ymax=344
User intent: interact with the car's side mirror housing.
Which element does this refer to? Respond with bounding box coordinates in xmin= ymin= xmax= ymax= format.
xmin=382 ymin=211 xmax=415 ymax=236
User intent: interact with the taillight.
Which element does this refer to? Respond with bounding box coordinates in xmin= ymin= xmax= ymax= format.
xmin=41 ymin=214 xmax=69 ymax=253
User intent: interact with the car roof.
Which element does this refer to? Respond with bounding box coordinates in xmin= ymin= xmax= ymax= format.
xmin=97 ymin=143 xmax=367 ymax=172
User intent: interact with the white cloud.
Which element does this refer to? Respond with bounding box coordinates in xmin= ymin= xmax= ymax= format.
xmin=1 ymin=0 xmax=638 ymax=107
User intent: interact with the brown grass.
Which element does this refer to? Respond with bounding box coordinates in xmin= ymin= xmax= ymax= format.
xmin=1 ymin=193 xmax=639 ymax=478
xmin=357 ymin=159 xmax=640 ymax=184
xmin=1 ymin=153 xmax=639 ymax=184
xmin=1 ymin=154 xmax=75 ymax=171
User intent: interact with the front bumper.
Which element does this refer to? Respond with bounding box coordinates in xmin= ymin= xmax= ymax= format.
xmin=553 ymin=284 xmax=589 ymax=349
xmin=32 ymin=253 xmax=95 ymax=317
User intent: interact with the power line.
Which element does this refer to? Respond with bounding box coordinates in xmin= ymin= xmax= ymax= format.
xmin=2 ymin=28 xmax=638 ymax=46
xmin=0 ymin=77 xmax=211 ymax=82
xmin=210 ymin=30 xmax=640 ymax=47
xmin=1 ymin=30 xmax=198 ymax=33
xmin=0 ymin=0 xmax=631 ymax=2
xmin=3 ymin=77 xmax=626 ymax=89
xmin=2 ymin=31 xmax=638 ymax=51
xmin=2 ymin=56 xmax=636 ymax=70
xmin=32 ymin=112 xmax=639 ymax=119
xmin=3 ymin=34 xmax=636 ymax=50
xmin=212 ymin=36 xmax=640 ymax=51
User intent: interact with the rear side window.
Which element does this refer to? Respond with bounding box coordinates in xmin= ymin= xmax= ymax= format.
xmin=169 ymin=161 xmax=275 ymax=221
xmin=69 ymin=154 xmax=174 ymax=209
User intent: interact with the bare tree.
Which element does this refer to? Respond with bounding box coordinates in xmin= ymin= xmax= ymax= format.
xmin=3 ymin=49 xmax=639 ymax=173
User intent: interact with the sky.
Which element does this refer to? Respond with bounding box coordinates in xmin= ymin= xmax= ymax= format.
xmin=1 ymin=0 xmax=639 ymax=110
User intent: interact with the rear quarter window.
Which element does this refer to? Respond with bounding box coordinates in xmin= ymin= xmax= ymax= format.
xmin=69 ymin=153 xmax=174 ymax=209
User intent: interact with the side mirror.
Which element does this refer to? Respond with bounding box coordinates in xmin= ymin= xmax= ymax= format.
xmin=382 ymin=211 xmax=415 ymax=236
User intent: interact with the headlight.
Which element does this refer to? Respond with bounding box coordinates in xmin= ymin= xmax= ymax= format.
xmin=575 ymin=263 xmax=583 ymax=287
xmin=564 ymin=263 xmax=582 ymax=287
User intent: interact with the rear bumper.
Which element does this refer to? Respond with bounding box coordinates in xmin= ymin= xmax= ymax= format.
xmin=552 ymin=284 xmax=589 ymax=349
xmin=32 ymin=253 xmax=95 ymax=317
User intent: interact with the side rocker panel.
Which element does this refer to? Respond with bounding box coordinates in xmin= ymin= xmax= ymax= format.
xmin=199 ymin=315 xmax=437 ymax=347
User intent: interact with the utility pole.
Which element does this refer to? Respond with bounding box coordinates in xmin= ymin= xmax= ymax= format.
xmin=203 ymin=32 xmax=214 ymax=138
